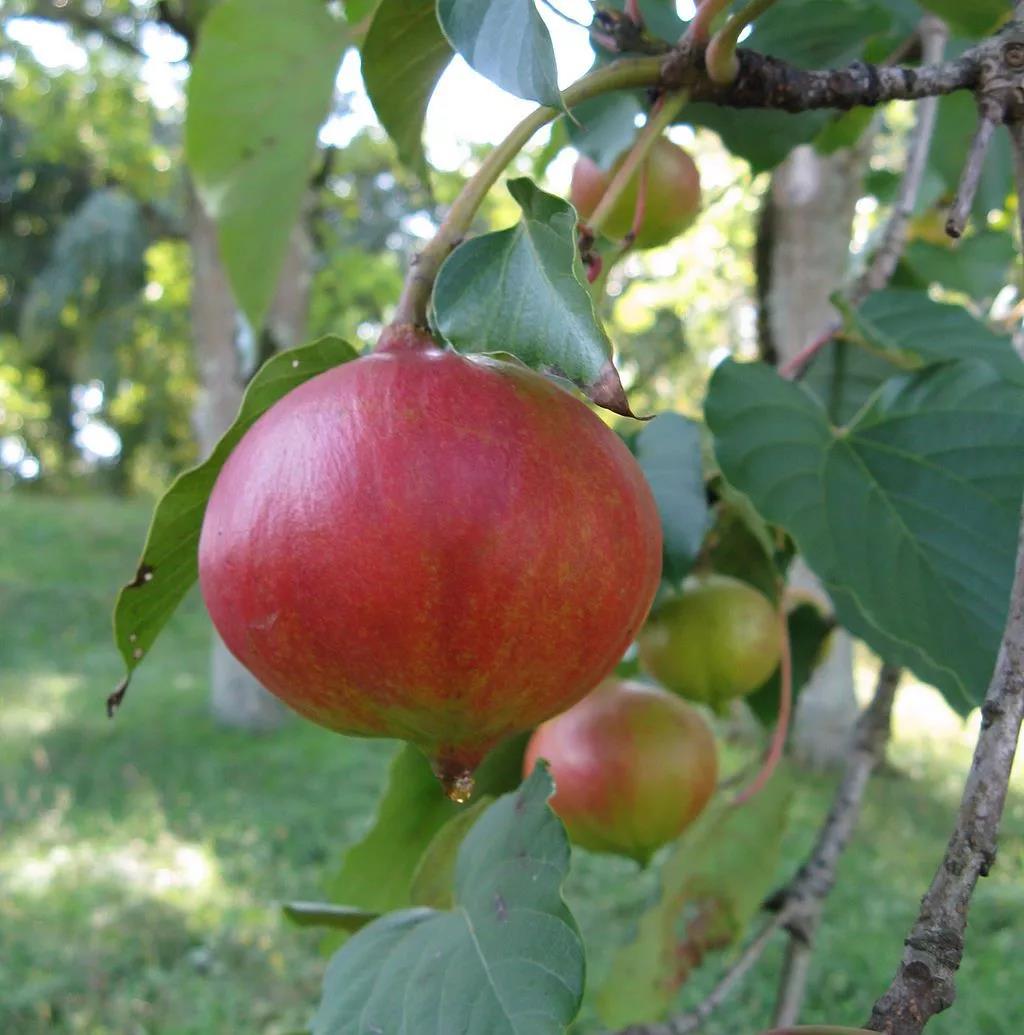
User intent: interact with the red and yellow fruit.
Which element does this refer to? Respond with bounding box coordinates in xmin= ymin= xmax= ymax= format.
xmin=570 ymin=137 xmax=701 ymax=249
xmin=523 ymin=679 xmax=718 ymax=862
xmin=638 ymin=573 xmax=780 ymax=708
xmin=199 ymin=327 xmax=662 ymax=798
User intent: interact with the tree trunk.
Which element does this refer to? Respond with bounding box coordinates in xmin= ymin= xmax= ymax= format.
xmin=188 ymin=181 xmax=312 ymax=731
xmin=763 ymin=142 xmax=868 ymax=769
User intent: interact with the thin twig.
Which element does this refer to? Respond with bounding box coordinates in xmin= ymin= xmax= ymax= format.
xmin=768 ymin=663 xmax=902 ymax=1026
xmin=857 ymin=16 xmax=948 ymax=296
xmin=618 ymin=913 xmax=788 ymax=1035
xmin=867 ymin=500 xmax=1024 ymax=1033
xmin=946 ymin=100 xmax=1001 ymax=238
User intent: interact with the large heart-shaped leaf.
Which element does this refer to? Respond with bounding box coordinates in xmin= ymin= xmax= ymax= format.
xmin=312 ymin=765 xmax=584 ymax=1035
xmin=632 ymin=413 xmax=710 ymax=583
xmin=901 ymin=233 xmax=1016 ymax=301
xmin=437 ymin=0 xmax=561 ymax=108
xmin=433 ymin=177 xmax=635 ymax=415
xmin=111 ymin=337 xmax=358 ymax=711
xmin=362 ymin=0 xmax=453 ymax=181
xmin=843 ymin=289 xmax=1022 ymax=380
xmin=185 ymin=0 xmax=347 ymax=330
xmin=706 ymin=358 xmax=1024 ymax=710
xmin=597 ymin=774 xmax=792 ymax=1027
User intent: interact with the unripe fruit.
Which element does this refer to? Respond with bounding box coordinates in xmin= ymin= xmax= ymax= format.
xmin=570 ymin=138 xmax=701 ymax=250
xmin=199 ymin=329 xmax=662 ymax=799
xmin=638 ymin=574 xmax=780 ymax=707
xmin=523 ymin=679 xmax=717 ymax=862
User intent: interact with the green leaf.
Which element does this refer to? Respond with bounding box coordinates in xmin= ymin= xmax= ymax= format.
xmin=433 ymin=177 xmax=636 ymax=415
xmin=685 ymin=105 xmax=830 ymax=173
xmin=567 ymin=92 xmax=643 ymax=169
xmin=362 ymin=0 xmax=453 ymax=181
xmin=801 ymin=337 xmax=901 ymax=426
xmin=706 ymin=493 xmax=781 ymax=603
xmin=409 ymin=796 xmax=493 ymax=909
xmin=901 ymin=232 xmax=1016 ymax=301
xmin=597 ymin=773 xmax=792 ymax=1027
xmin=324 ymin=736 xmax=528 ymax=931
xmin=706 ymin=358 xmax=1024 ymax=710
xmin=437 ymin=0 xmax=561 ymax=107
xmin=747 ymin=602 xmax=834 ymax=726
xmin=111 ymin=337 xmax=358 ymax=704
xmin=633 ymin=413 xmax=710 ymax=583
xmin=748 ymin=0 xmax=892 ymax=68
xmin=282 ymin=902 xmax=379 ymax=932
xmin=915 ymin=0 xmax=1005 ymax=37
xmin=312 ymin=766 xmax=584 ymax=1035
xmin=844 ymin=289 xmax=1022 ymax=381
xmin=185 ymin=0 xmax=348 ymax=330
xmin=814 ymin=107 xmax=875 ymax=156
xmin=805 ymin=289 xmax=1022 ymax=426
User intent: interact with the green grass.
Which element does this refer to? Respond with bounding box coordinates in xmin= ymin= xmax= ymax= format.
xmin=1 ymin=493 xmax=1021 ymax=1034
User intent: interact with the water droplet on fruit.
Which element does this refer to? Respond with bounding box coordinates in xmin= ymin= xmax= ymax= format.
xmin=445 ymin=771 xmax=475 ymax=804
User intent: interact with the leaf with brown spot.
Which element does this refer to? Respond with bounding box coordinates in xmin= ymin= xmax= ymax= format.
xmin=110 ymin=336 xmax=357 ymax=712
xmin=596 ymin=772 xmax=793 ymax=1027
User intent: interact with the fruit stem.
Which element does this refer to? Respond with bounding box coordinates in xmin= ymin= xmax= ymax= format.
xmin=584 ymin=89 xmax=689 ymax=238
xmin=687 ymin=0 xmax=731 ymax=45
xmin=390 ymin=56 xmax=665 ymax=329
xmin=733 ymin=603 xmax=792 ymax=807
xmin=705 ymin=0 xmax=778 ymax=85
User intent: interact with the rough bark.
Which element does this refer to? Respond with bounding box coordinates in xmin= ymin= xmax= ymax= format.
xmin=764 ymin=142 xmax=870 ymax=768
xmin=188 ymin=181 xmax=312 ymax=731
xmin=867 ymin=502 xmax=1024 ymax=1033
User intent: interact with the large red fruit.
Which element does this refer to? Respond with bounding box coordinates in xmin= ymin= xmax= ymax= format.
xmin=523 ymin=679 xmax=717 ymax=862
xmin=199 ymin=330 xmax=662 ymax=799
xmin=570 ymin=137 xmax=701 ymax=249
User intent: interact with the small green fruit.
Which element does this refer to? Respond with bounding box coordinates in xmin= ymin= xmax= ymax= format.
xmin=570 ymin=137 xmax=701 ymax=249
xmin=523 ymin=679 xmax=717 ymax=863
xmin=638 ymin=574 xmax=780 ymax=707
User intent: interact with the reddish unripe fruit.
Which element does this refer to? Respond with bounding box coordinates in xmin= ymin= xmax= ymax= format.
xmin=523 ymin=679 xmax=718 ymax=862
xmin=199 ymin=330 xmax=662 ymax=799
xmin=638 ymin=574 xmax=780 ymax=708
xmin=570 ymin=138 xmax=701 ymax=250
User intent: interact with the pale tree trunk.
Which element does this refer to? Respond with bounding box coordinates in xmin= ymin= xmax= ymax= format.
xmin=188 ymin=181 xmax=313 ymax=731
xmin=763 ymin=142 xmax=869 ymax=769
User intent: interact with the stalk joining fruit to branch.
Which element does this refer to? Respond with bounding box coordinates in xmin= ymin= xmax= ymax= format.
xmin=389 ymin=56 xmax=664 ymax=331
xmin=585 ymin=90 xmax=689 ymax=238
xmin=705 ymin=0 xmax=779 ymax=85
xmin=733 ymin=599 xmax=792 ymax=806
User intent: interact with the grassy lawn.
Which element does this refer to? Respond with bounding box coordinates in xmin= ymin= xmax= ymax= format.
xmin=1 ymin=493 xmax=1021 ymax=1034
